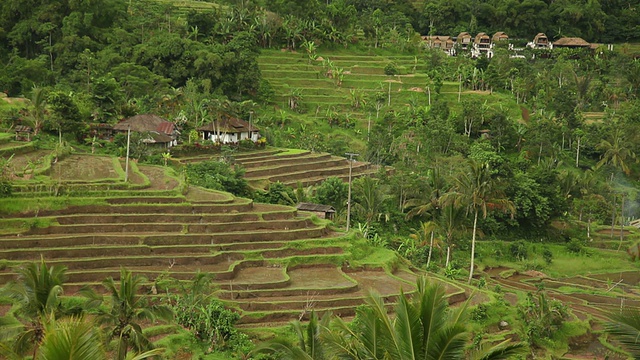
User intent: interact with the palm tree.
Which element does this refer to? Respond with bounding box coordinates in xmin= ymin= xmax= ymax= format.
xmin=449 ymin=161 xmax=514 ymax=283
xmin=405 ymin=167 xmax=448 ymax=266
xmin=438 ymin=203 xmax=467 ymax=268
xmin=83 ymin=268 xmax=172 ymax=360
xmin=605 ymin=308 xmax=640 ymax=358
xmin=353 ymin=176 xmax=387 ymax=228
xmin=28 ymin=86 xmax=47 ymax=136
xmin=596 ymin=127 xmax=636 ymax=176
xmin=322 ymin=277 xmax=523 ymax=359
xmin=37 ymin=315 xmax=107 ymax=360
xmin=409 ymin=221 xmax=439 ymax=268
xmin=0 ymin=257 xmax=67 ymax=358
xmin=253 ymin=311 xmax=331 ymax=360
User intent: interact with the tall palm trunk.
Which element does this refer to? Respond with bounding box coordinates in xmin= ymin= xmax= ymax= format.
xmin=427 ymin=231 xmax=434 ymax=268
xmin=468 ymin=209 xmax=478 ymax=284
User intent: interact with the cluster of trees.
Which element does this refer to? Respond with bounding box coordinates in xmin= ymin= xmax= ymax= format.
xmin=0 ymin=258 xmax=252 ymax=359
xmin=256 ymin=0 xmax=640 ymax=44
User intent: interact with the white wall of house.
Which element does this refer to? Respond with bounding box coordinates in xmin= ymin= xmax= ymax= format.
xmin=203 ymin=131 xmax=260 ymax=143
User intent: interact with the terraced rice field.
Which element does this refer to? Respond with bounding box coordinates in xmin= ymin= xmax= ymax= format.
xmin=258 ymin=49 xmax=523 ymax=131
xmin=0 ymin=152 xmax=436 ymax=328
xmin=178 ymin=148 xmax=386 ymax=189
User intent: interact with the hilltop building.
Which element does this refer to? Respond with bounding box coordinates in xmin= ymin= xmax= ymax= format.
xmin=553 ymin=37 xmax=590 ymax=48
xmin=456 ymin=32 xmax=472 ymax=50
xmin=198 ymin=115 xmax=260 ymax=144
xmin=472 ymin=32 xmax=493 ymax=58
xmin=421 ymin=35 xmax=455 ymax=55
xmin=113 ymin=114 xmax=178 ymax=148
xmin=528 ymin=33 xmax=552 ymax=49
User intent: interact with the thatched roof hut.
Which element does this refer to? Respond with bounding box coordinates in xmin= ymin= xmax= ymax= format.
xmin=113 ymin=114 xmax=175 ymax=135
xmin=456 ymin=32 xmax=472 ymax=48
xmin=474 ymin=32 xmax=491 ymax=44
xmin=492 ymin=32 xmax=508 ymax=42
xmin=421 ymin=35 xmax=455 ymax=50
xmin=553 ymin=37 xmax=590 ymax=48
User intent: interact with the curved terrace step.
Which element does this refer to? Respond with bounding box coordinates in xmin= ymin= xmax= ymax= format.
xmin=53 ymin=210 xmax=295 ymax=225
xmin=243 ymin=157 xmax=348 ymax=179
xmin=238 ymin=153 xmax=332 ymax=170
xmin=265 ymin=162 xmax=372 ymax=183
xmin=0 ymin=226 xmax=329 ymax=249
xmin=22 ymin=218 xmax=314 ymax=236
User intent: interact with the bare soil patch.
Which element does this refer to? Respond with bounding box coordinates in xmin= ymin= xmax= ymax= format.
xmin=6 ymin=150 xmax=51 ymax=174
xmin=288 ymin=267 xmax=353 ymax=289
xmin=348 ymin=270 xmax=416 ymax=295
xmin=138 ymin=165 xmax=179 ymax=190
xmin=232 ymin=266 xmax=286 ymax=284
xmin=51 ymin=155 xmax=118 ymax=180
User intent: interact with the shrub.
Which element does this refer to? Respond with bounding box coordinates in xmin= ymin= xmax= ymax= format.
xmin=0 ymin=180 xmax=11 ymax=197
xmin=509 ymin=240 xmax=528 ymax=261
xmin=384 ymin=62 xmax=398 ymax=76
xmin=542 ymin=248 xmax=553 ymax=264
xmin=254 ymin=182 xmax=295 ymax=205
xmin=471 ymin=303 xmax=488 ymax=321
xmin=185 ymin=160 xmax=250 ymax=197
xmin=566 ymin=238 xmax=585 ymax=254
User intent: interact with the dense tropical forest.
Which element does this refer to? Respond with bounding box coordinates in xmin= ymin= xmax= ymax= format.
xmin=2 ymin=0 xmax=640 ymax=359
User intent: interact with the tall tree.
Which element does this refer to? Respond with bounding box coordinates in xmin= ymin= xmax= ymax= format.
xmin=0 ymin=258 xmax=67 ymax=359
xmin=449 ymin=161 xmax=514 ymax=283
xmin=82 ymin=268 xmax=172 ymax=360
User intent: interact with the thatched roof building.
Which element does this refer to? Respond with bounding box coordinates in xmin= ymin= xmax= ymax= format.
xmin=113 ymin=114 xmax=175 ymax=134
xmin=492 ymin=32 xmax=508 ymax=42
xmin=198 ymin=115 xmax=260 ymax=144
xmin=553 ymin=37 xmax=590 ymax=48
xmin=456 ymin=32 xmax=472 ymax=49
xmin=113 ymin=114 xmax=177 ymax=147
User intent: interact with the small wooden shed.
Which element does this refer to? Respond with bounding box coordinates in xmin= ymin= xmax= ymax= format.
xmin=296 ymin=202 xmax=336 ymax=220
xmin=14 ymin=125 xmax=33 ymax=141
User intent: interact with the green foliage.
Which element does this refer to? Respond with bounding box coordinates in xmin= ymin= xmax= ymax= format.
xmin=566 ymin=238 xmax=586 ymax=255
xmin=518 ymin=291 xmax=568 ymax=347
xmin=383 ymin=62 xmax=398 ymax=76
xmin=542 ymin=248 xmax=553 ymax=264
xmin=314 ymin=176 xmax=348 ymax=214
xmin=254 ymin=182 xmax=295 ymax=205
xmin=185 ymin=160 xmax=250 ymax=197
xmin=509 ymin=240 xmax=528 ymax=261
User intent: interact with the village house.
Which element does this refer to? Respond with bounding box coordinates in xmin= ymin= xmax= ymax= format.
xmin=296 ymin=202 xmax=336 ymax=220
xmin=197 ymin=115 xmax=260 ymax=144
xmin=553 ymin=37 xmax=591 ymax=49
xmin=112 ymin=114 xmax=178 ymax=148
xmin=528 ymin=33 xmax=552 ymax=49
xmin=472 ymin=32 xmax=493 ymax=58
xmin=456 ymin=32 xmax=472 ymax=50
xmin=422 ymin=35 xmax=455 ymax=55
xmin=492 ymin=31 xmax=509 ymax=42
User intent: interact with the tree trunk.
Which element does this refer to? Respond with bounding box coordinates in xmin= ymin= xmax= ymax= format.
xmin=468 ymin=209 xmax=478 ymax=284
xmin=576 ymin=137 xmax=581 ymax=167
xmin=618 ymin=195 xmax=625 ymax=251
xmin=446 ymin=246 xmax=451 ymax=268
xmin=427 ymin=231 xmax=434 ymax=268
xmin=611 ymin=197 xmax=616 ymax=239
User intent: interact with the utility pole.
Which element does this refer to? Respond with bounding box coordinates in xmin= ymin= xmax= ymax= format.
xmin=249 ymin=111 xmax=254 ymax=141
xmin=345 ymin=152 xmax=359 ymax=232
xmin=125 ymin=125 xmax=131 ymax=182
